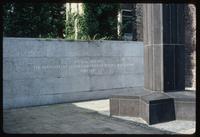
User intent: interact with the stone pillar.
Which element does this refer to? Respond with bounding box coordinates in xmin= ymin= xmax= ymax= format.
xmin=143 ymin=4 xmax=185 ymax=92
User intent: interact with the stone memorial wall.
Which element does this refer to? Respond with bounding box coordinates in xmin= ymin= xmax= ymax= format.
xmin=3 ymin=37 xmax=144 ymax=109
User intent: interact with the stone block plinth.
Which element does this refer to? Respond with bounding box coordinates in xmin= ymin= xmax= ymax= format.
xmin=110 ymin=91 xmax=178 ymax=125
xmin=166 ymin=91 xmax=196 ymax=121
xmin=110 ymin=90 xmax=195 ymax=125
xmin=110 ymin=95 xmax=140 ymax=117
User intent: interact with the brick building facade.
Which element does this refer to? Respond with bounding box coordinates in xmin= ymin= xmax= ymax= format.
xmin=184 ymin=4 xmax=196 ymax=90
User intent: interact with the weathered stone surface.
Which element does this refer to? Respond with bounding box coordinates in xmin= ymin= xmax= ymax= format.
xmin=3 ymin=38 xmax=144 ymax=57
xmin=174 ymin=101 xmax=195 ymax=121
xmin=141 ymin=92 xmax=172 ymax=104
xmin=166 ymin=91 xmax=196 ymax=121
xmin=139 ymin=99 xmax=149 ymax=123
xmin=3 ymin=38 xmax=144 ymax=109
xmin=110 ymin=87 xmax=150 ymax=117
xmin=119 ymin=99 xmax=139 ymax=117
xmin=3 ymin=101 xmax=173 ymax=134
xmin=110 ymin=98 xmax=119 ymax=116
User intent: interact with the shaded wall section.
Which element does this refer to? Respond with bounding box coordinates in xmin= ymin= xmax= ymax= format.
xmin=3 ymin=38 xmax=144 ymax=109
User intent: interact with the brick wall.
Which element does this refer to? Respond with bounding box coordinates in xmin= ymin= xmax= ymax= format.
xmin=184 ymin=4 xmax=196 ymax=90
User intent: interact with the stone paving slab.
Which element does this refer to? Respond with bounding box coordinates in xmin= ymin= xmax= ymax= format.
xmin=3 ymin=101 xmax=172 ymax=134
xmin=73 ymin=99 xmax=196 ymax=134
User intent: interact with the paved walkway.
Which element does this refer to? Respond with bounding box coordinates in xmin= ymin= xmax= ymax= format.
xmin=73 ymin=99 xmax=195 ymax=134
xmin=3 ymin=99 xmax=195 ymax=134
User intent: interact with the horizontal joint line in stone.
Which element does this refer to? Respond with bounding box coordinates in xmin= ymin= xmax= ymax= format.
xmin=145 ymin=44 xmax=184 ymax=46
xmin=119 ymin=98 xmax=138 ymax=101
xmin=36 ymin=87 xmax=137 ymax=95
xmin=147 ymin=101 xmax=174 ymax=105
xmin=175 ymin=101 xmax=196 ymax=103
xmin=3 ymin=56 xmax=144 ymax=58
xmin=3 ymin=73 xmax=144 ymax=80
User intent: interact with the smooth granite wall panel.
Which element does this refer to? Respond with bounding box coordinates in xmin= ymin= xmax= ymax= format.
xmin=3 ymin=37 xmax=144 ymax=109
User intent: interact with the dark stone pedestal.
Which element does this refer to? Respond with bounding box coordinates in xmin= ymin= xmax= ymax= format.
xmin=140 ymin=92 xmax=175 ymax=124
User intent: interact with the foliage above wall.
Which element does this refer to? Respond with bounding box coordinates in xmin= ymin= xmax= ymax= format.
xmin=3 ymin=3 xmax=119 ymax=40
xmin=3 ymin=3 xmax=66 ymax=38
xmin=81 ymin=3 xmax=119 ymax=40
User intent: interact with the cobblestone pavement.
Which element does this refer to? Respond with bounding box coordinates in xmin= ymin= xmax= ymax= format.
xmin=3 ymin=102 xmax=173 ymax=134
